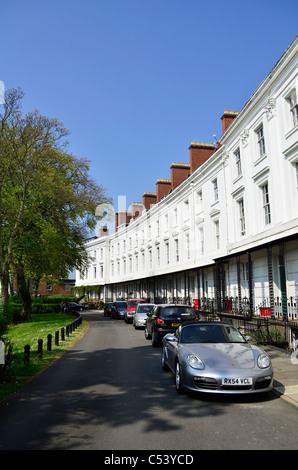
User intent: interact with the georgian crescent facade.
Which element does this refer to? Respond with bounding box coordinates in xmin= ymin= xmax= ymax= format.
xmin=76 ymin=36 xmax=298 ymax=324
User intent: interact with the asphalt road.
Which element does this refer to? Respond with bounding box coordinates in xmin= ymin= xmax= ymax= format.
xmin=0 ymin=311 xmax=297 ymax=451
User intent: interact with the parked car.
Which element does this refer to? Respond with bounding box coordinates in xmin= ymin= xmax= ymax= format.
xmin=124 ymin=298 xmax=146 ymax=323
xmin=67 ymin=302 xmax=88 ymax=312
xmin=111 ymin=301 xmax=127 ymax=319
xmin=161 ymin=321 xmax=273 ymax=395
xmin=133 ymin=303 xmax=155 ymax=329
xmin=104 ymin=302 xmax=113 ymax=317
xmin=145 ymin=304 xmax=198 ymax=346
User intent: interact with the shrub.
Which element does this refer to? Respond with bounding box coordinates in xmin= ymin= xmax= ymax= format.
xmin=0 ymin=304 xmax=13 ymax=337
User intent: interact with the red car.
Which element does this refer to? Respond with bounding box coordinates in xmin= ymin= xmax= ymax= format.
xmin=124 ymin=298 xmax=146 ymax=323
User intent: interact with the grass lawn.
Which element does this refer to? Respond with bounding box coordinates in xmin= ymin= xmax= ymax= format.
xmin=0 ymin=312 xmax=89 ymax=403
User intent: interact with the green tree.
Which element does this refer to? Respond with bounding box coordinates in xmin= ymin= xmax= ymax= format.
xmin=0 ymin=88 xmax=110 ymax=319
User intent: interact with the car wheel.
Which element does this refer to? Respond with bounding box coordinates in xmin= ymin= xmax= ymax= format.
xmin=145 ymin=326 xmax=151 ymax=340
xmin=161 ymin=347 xmax=170 ymax=371
xmin=151 ymin=331 xmax=159 ymax=347
xmin=175 ymin=361 xmax=184 ymax=394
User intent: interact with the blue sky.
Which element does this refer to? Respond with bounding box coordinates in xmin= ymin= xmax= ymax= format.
xmin=1 ymin=0 xmax=297 ymax=234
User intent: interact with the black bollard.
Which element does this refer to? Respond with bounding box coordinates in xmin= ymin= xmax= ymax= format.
xmin=24 ymin=344 xmax=30 ymax=363
xmin=47 ymin=334 xmax=52 ymax=351
xmin=55 ymin=330 xmax=59 ymax=346
xmin=61 ymin=327 xmax=65 ymax=341
xmin=38 ymin=339 xmax=43 ymax=358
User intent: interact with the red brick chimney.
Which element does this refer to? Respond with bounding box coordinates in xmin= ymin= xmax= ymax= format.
xmin=143 ymin=192 xmax=157 ymax=210
xmin=189 ymin=142 xmax=216 ymax=173
xmin=115 ymin=210 xmax=132 ymax=232
xmin=170 ymin=162 xmax=190 ymax=189
xmin=221 ymin=110 xmax=238 ymax=133
xmin=99 ymin=226 xmax=109 ymax=237
xmin=156 ymin=179 xmax=171 ymax=202
xmin=131 ymin=202 xmax=143 ymax=218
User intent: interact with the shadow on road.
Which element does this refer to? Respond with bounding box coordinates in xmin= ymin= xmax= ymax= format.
xmin=0 ymin=311 xmax=280 ymax=450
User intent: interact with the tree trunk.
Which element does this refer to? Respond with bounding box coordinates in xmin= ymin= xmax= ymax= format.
xmin=16 ymin=268 xmax=32 ymax=320
xmin=0 ymin=270 xmax=10 ymax=306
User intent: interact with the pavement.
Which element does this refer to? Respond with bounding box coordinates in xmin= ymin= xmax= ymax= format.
xmin=263 ymin=345 xmax=298 ymax=408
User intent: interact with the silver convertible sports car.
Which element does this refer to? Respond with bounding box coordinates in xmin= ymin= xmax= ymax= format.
xmin=161 ymin=321 xmax=274 ymax=395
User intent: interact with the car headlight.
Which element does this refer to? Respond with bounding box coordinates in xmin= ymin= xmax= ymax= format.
xmin=187 ymin=354 xmax=205 ymax=370
xmin=257 ymin=353 xmax=270 ymax=369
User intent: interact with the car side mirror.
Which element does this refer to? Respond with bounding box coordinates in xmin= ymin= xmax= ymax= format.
xmin=165 ymin=334 xmax=178 ymax=342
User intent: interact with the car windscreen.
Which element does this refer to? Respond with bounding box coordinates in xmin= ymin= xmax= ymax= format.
xmin=137 ymin=305 xmax=154 ymax=313
xmin=116 ymin=302 xmax=127 ymax=308
xmin=161 ymin=307 xmax=195 ymax=317
xmin=128 ymin=301 xmax=141 ymax=307
xmin=180 ymin=324 xmax=246 ymax=344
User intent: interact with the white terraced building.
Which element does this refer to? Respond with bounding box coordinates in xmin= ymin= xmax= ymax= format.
xmin=76 ymin=36 xmax=298 ymax=330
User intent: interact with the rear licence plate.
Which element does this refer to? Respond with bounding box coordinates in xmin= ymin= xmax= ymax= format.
xmin=222 ymin=377 xmax=252 ymax=385
xmin=172 ymin=322 xmax=181 ymax=327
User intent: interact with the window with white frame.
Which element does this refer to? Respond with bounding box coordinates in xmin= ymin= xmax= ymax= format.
xmin=241 ymin=262 xmax=249 ymax=289
xmin=165 ymin=241 xmax=169 ymax=264
xmin=174 ymin=208 xmax=178 ymax=226
xmin=214 ymin=220 xmax=220 ymax=249
xmin=238 ymin=198 xmax=246 ymax=236
xmin=212 ymin=178 xmax=218 ymax=202
xmin=234 ymin=148 xmax=242 ymax=177
xmin=199 ymin=227 xmax=204 ymax=255
xmin=165 ymin=214 xmax=168 ymax=230
xmin=287 ymin=89 xmax=298 ymax=127
xmin=256 ymin=124 xmax=266 ymax=157
xmin=185 ymin=232 xmax=190 ymax=259
xmin=142 ymin=252 xmax=145 ymax=270
xmin=184 ymin=199 xmax=190 ymax=220
xmin=156 ymin=246 xmax=160 ymax=267
xmin=261 ymin=182 xmax=271 ymax=225
xmin=196 ymin=189 xmax=203 ymax=212
xmin=175 ymin=239 xmax=179 ymax=262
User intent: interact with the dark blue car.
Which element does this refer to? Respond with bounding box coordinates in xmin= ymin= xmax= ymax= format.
xmin=111 ymin=301 xmax=127 ymax=319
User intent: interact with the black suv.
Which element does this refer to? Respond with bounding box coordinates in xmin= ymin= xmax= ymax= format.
xmin=111 ymin=301 xmax=127 ymax=319
xmin=144 ymin=304 xmax=198 ymax=346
